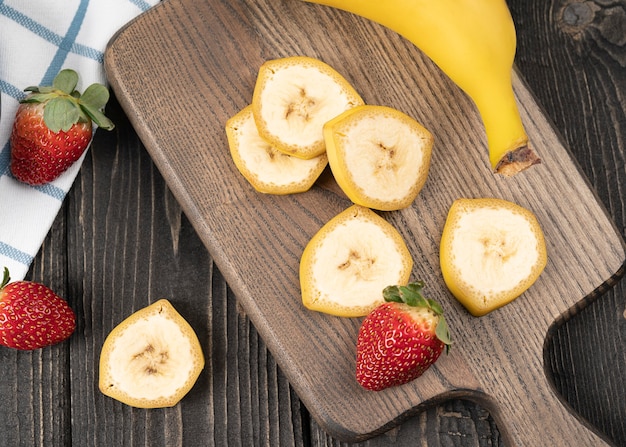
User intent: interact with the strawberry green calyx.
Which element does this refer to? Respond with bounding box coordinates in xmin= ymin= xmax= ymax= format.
xmin=0 ymin=267 xmax=9 ymax=290
xmin=21 ymin=69 xmax=114 ymax=133
xmin=383 ymin=281 xmax=452 ymax=352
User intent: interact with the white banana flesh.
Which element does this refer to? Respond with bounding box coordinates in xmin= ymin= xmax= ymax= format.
xmin=440 ymin=198 xmax=547 ymax=316
xmin=106 ymin=315 xmax=194 ymax=399
xmin=99 ymin=299 xmax=204 ymax=408
xmin=449 ymin=208 xmax=540 ymax=295
xmin=252 ymin=56 xmax=364 ymax=159
xmin=226 ymin=105 xmax=328 ymax=194
xmin=314 ymin=221 xmax=404 ymax=302
xmin=339 ymin=114 xmax=423 ymax=201
xmin=324 ymin=105 xmax=432 ymax=210
xmin=300 ymin=205 xmax=413 ymax=317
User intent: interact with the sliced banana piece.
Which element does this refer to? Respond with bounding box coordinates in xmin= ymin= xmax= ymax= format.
xmin=252 ymin=56 xmax=364 ymax=159
xmin=324 ymin=105 xmax=433 ymax=211
xmin=440 ymin=198 xmax=547 ymax=316
xmin=99 ymin=299 xmax=204 ymax=408
xmin=300 ymin=204 xmax=413 ymax=317
xmin=226 ymin=105 xmax=328 ymax=194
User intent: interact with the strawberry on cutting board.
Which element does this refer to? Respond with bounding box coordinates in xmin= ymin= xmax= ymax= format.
xmin=0 ymin=267 xmax=76 ymax=350
xmin=356 ymin=281 xmax=451 ymax=391
xmin=10 ymin=68 xmax=114 ymax=185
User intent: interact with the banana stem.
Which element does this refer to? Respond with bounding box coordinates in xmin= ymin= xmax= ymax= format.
xmin=471 ymin=77 xmax=539 ymax=176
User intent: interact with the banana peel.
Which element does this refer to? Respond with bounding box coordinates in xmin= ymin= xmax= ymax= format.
xmin=301 ymin=0 xmax=541 ymax=176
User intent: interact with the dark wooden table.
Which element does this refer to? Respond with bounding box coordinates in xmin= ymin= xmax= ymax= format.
xmin=1 ymin=0 xmax=624 ymax=446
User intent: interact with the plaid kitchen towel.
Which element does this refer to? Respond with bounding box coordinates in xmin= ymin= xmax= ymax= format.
xmin=0 ymin=0 xmax=159 ymax=281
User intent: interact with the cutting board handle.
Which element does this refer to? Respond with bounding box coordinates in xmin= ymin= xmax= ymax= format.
xmin=469 ymin=340 xmax=616 ymax=446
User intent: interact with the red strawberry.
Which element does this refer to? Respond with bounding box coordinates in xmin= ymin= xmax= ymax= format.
xmin=0 ymin=267 xmax=76 ymax=350
xmin=10 ymin=68 xmax=114 ymax=185
xmin=356 ymin=281 xmax=451 ymax=391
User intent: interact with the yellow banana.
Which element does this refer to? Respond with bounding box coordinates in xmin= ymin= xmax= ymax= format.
xmin=301 ymin=0 xmax=540 ymax=176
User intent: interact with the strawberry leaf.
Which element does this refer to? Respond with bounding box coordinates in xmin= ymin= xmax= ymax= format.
xmin=1 ymin=267 xmax=9 ymax=289
xmin=21 ymin=92 xmax=58 ymax=104
xmin=398 ymin=285 xmax=428 ymax=307
xmin=80 ymin=83 xmax=110 ymax=110
xmin=382 ymin=285 xmax=403 ymax=303
xmin=405 ymin=280 xmax=425 ymax=292
xmin=435 ymin=315 xmax=452 ymax=352
xmin=24 ymin=86 xmax=56 ymax=94
xmin=384 ymin=281 xmax=429 ymax=307
xmin=80 ymin=103 xmax=114 ymax=130
xmin=426 ymin=298 xmax=443 ymax=315
xmin=43 ymin=97 xmax=81 ymax=132
xmin=53 ymin=69 xmax=79 ymax=95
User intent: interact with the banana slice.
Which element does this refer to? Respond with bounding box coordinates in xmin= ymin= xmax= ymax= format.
xmin=300 ymin=204 xmax=413 ymax=317
xmin=323 ymin=105 xmax=433 ymax=211
xmin=440 ymin=198 xmax=547 ymax=316
xmin=226 ymin=105 xmax=328 ymax=194
xmin=99 ymin=299 xmax=204 ymax=408
xmin=252 ymin=56 xmax=364 ymax=159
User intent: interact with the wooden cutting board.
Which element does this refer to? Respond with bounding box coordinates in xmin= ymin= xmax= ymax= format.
xmin=104 ymin=0 xmax=625 ymax=444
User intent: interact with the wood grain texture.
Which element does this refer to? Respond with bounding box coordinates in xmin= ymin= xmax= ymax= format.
xmin=103 ymin=0 xmax=624 ymax=445
xmin=0 ymin=0 xmax=624 ymax=446
xmin=510 ymin=1 xmax=626 ymax=445
xmin=68 ymin=114 xmax=310 ymax=447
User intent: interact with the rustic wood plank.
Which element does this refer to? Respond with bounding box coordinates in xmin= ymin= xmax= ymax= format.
xmin=59 ymin=97 xmax=308 ymax=446
xmin=103 ymin=0 xmax=624 ymax=444
xmin=1 ymin=0 xmax=624 ymax=445
xmin=510 ymin=1 xmax=626 ymax=445
xmin=310 ymin=399 xmax=505 ymax=447
xmin=71 ymin=95 xmax=502 ymax=447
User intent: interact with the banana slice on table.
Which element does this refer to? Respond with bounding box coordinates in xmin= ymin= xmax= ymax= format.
xmin=226 ymin=105 xmax=328 ymax=194
xmin=99 ymin=299 xmax=204 ymax=408
xmin=440 ymin=198 xmax=547 ymax=316
xmin=324 ymin=105 xmax=433 ymax=211
xmin=252 ymin=56 xmax=364 ymax=159
xmin=300 ymin=204 xmax=413 ymax=317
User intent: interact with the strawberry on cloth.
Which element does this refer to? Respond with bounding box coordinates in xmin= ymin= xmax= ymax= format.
xmin=0 ymin=0 xmax=160 ymax=281
xmin=10 ymin=69 xmax=114 ymax=185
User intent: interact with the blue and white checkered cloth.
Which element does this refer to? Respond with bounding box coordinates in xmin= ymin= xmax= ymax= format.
xmin=0 ymin=0 xmax=159 ymax=280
